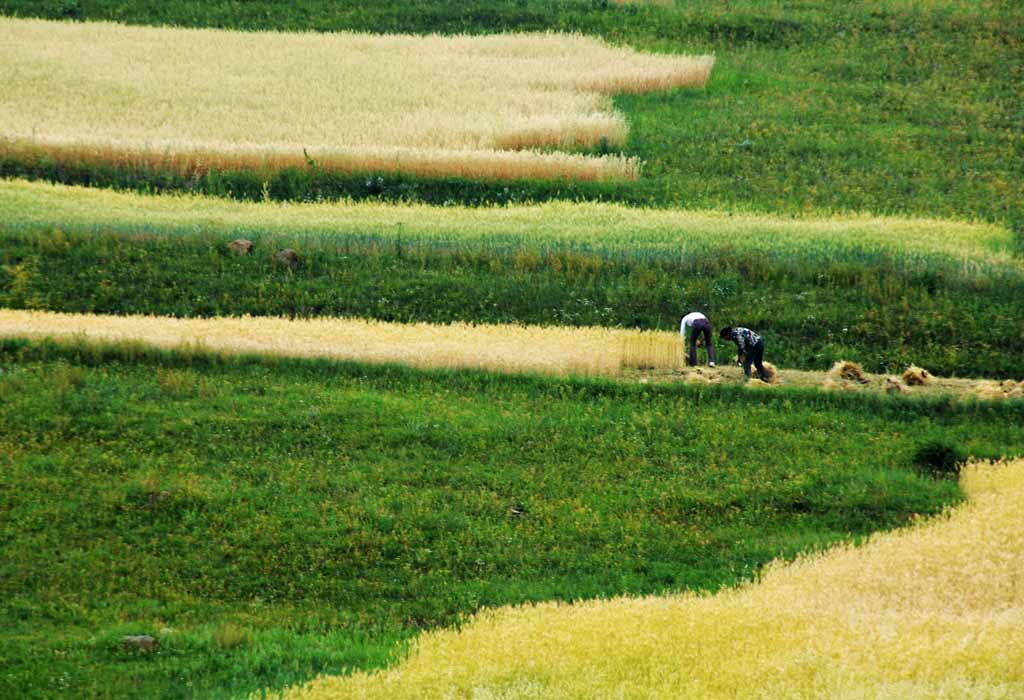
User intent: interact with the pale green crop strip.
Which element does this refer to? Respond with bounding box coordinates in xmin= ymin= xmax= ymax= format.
xmin=283 ymin=459 xmax=1024 ymax=700
xmin=0 ymin=18 xmax=712 ymax=181
xmin=0 ymin=179 xmax=1017 ymax=266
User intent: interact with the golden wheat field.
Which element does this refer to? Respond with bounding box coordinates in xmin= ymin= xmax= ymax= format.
xmin=0 ymin=309 xmax=658 ymax=376
xmin=0 ymin=18 xmax=713 ymax=181
xmin=282 ymin=458 xmax=1024 ymax=700
xmin=2 ymin=179 xmax=1017 ymax=265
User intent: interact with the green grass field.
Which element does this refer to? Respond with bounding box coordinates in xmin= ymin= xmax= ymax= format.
xmin=1 ymin=1 xmax=1022 ymax=698
xmin=4 ymin=339 xmax=1023 ymax=699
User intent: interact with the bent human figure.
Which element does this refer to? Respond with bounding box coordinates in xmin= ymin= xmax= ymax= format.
xmin=720 ymin=325 xmax=766 ymax=380
xmin=680 ymin=311 xmax=716 ymax=367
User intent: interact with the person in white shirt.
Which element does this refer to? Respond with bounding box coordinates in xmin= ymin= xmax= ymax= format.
xmin=680 ymin=311 xmax=716 ymax=367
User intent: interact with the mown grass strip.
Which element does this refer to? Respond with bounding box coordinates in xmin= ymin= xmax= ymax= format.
xmin=286 ymin=459 xmax=1024 ymax=700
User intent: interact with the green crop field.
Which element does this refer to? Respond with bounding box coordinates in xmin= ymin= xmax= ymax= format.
xmin=1 ymin=1 xmax=1023 ymax=699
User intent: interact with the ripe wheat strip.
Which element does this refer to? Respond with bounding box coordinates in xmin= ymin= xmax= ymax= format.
xmin=284 ymin=458 xmax=1024 ymax=699
xmin=0 ymin=18 xmax=713 ymax=181
xmin=0 ymin=140 xmax=640 ymax=182
xmin=0 ymin=309 xmax=637 ymax=377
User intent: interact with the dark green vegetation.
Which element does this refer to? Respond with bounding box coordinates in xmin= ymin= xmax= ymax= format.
xmin=913 ymin=439 xmax=968 ymax=479
xmin=3 ymin=338 xmax=1023 ymax=699
xmin=1 ymin=0 xmax=1021 ymax=230
xmin=4 ymin=226 xmax=1023 ymax=378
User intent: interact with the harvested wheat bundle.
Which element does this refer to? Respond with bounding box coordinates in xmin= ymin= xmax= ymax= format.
xmin=828 ymin=360 xmax=869 ymax=384
xmin=822 ymin=377 xmax=857 ymax=392
xmin=971 ymin=380 xmax=1024 ymax=401
xmin=885 ymin=377 xmax=907 ymax=395
xmin=752 ymin=362 xmax=778 ymax=385
xmin=684 ymin=372 xmax=710 ymax=385
xmin=902 ymin=365 xmax=932 ymax=386
xmin=971 ymin=381 xmax=1007 ymax=401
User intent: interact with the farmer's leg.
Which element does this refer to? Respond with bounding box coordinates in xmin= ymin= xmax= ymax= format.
xmin=687 ymin=328 xmax=698 ymax=366
xmin=751 ymin=338 xmax=767 ymax=378
xmin=699 ymin=321 xmax=716 ymax=365
xmin=742 ymin=352 xmax=753 ymax=378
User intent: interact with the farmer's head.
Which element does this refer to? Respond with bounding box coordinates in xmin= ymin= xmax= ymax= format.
xmin=719 ymin=326 xmax=734 ymax=340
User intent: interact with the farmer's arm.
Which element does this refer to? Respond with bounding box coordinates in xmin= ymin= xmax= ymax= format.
xmin=734 ymin=332 xmax=746 ymax=365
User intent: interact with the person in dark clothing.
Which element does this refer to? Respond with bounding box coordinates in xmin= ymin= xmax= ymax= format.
xmin=680 ymin=311 xmax=716 ymax=367
xmin=720 ymin=326 xmax=766 ymax=380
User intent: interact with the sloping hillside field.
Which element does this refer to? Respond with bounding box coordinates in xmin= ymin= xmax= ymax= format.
xmin=2 ymin=339 xmax=1023 ymax=700
xmin=0 ymin=18 xmax=711 ymax=181
xmin=2 ymin=1 xmax=1019 ymax=219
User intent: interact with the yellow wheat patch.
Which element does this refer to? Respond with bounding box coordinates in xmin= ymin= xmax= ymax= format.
xmin=282 ymin=459 xmax=1024 ymax=700
xmin=0 ymin=309 xmax=674 ymax=377
xmin=0 ymin=18 xmax=713 ymax=181
xmin=618 ymin=331 xmax=682 ymax=370
xmin=1 ymin=179 xmax=1017 ymax=265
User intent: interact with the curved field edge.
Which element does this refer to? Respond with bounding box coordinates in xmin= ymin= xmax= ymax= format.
xmin=283 ymin=458 xmax=1024 ymax=700
xmin=9 ymin=338 xmax=1020 ymax=700
xmin=0 ymin=179 xmax=1016 ymax=265
xmin=0 ymin=18 xmax=712 ymax=182
xmin=2 ymin=309 xmax=1022 ymax=402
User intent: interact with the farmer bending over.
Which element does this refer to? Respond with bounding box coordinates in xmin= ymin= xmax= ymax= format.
xmin=680 ymin=311 xmax=716 ymax=367
xmin=720 ymin=325 xmax=767 ymax=380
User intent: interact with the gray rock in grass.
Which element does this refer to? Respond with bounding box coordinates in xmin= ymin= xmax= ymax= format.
xmin=122 ymin=635 xmax=159 ymax=652
xmin=275 ymin=249 xmax=300 ymax=270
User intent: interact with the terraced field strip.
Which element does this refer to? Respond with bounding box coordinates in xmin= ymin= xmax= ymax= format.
xmin=0 ymin=309 xmax=646 ymax=376
xmin=0 ymin=18 xmax=712 ymax=181
xmin=286 ymin=459 xmax=1024 ymax=700
xmin=2 ymin=179 xmax=1016 ymax=265
xmin=2 ymin=310 xmax=1018 ymax=401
